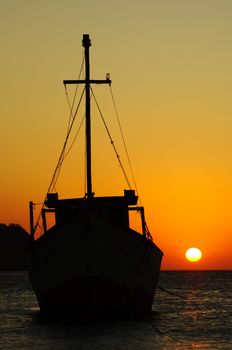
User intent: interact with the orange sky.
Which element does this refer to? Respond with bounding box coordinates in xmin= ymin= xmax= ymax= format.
xmin=1 ymin=1 xmax=232 ymax=269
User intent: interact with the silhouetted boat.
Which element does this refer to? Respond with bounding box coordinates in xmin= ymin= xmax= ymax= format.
xmin=28 ymin=34 xmax=163 ymax=318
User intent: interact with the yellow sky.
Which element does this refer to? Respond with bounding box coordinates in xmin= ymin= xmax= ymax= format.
xmin=1 ymin=0 xmax=232 ymax=269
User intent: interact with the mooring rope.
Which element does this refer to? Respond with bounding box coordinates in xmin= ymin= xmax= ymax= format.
xmin=158 ymin=286 xmax=187 ymax=299
xmin=126 ymin=285 xmax=185 ymax=345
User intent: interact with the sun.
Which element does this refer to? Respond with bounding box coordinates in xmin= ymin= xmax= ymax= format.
xmin=185 ymin=247 xmax=202 ymax=262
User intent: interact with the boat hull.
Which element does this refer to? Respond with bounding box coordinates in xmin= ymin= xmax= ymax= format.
xmin=28 ymin=211 xmax=162 ymax=318
xmin=38 ymin=275 xmax=155 ymax=318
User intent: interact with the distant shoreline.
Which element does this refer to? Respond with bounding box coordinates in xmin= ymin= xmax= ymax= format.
xmin=0 ymin=223 xmax=30 ymax=270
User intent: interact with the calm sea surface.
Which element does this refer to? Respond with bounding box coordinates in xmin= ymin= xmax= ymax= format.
xmin=0 ymin=271 xmax=231 ymax=349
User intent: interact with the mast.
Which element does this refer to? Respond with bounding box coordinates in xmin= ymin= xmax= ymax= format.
xmin=82 ymin=34 xmax=93 ymax=197
xmin=63 ymin=34 xmax=111 ymax=198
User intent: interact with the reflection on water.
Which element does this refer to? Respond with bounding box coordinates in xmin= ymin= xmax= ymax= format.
xmin=0 ymin=271 xmax=231 ymax=349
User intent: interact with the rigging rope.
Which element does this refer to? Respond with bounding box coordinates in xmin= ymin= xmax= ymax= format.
xmin=34 ymin=86 xmax=85 ymax=234
xmin=65 ymin=56 xmax=84 ymax=133
xmin=48 ymin=55 xmax=85 ymax=194
xmin=109 ymin=86 xmax=141 ymax=202
xmin=51 ymin=54 xmax=85 ymax=189
xmin=49 ymin=86 xmax=85 ymax=193
xmin=109 ymin=86 xmax=154 ymax=240
xmin=90 ymin=86 xmax=132 ymax=189
xmin=61 ymin=114 xmax=85 ymax=161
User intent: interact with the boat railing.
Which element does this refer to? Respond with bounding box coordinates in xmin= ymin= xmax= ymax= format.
xmin=128 ymin=206 xmax=146 ymax=237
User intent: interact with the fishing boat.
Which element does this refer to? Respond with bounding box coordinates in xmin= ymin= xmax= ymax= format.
xmin=28 ymin=34 xmax=163 ymax=318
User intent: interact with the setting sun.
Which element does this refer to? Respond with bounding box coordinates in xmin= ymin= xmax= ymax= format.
xmin=185 ymin=248 xmax=202 ymax=263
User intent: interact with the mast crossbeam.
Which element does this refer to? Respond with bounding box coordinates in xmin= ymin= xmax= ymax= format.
xmin=63 ymin=79 xmax=111 ymax=85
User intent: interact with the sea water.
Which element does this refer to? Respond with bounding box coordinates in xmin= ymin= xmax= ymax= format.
xmin=0 ymin=271 xmax=231 ymax=349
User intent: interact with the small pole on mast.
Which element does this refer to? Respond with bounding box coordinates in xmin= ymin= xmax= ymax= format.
xmin=29 ymin=201 xmax=34 ymax=241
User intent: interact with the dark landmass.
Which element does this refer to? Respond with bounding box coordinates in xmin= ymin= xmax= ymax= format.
xmin=0 ymin=223 xmax=30 ymax=270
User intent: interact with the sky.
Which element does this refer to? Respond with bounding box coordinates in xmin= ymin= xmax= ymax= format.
xmin=1 ymin=0 xmax=232 ymax=270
